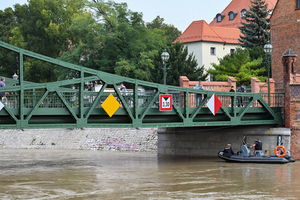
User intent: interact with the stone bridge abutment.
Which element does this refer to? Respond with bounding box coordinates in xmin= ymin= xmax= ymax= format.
xmin=158 ymin=126 xmax=290 ymax=157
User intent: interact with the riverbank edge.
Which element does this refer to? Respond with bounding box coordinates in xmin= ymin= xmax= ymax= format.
xmin=0 ymin=128 xmax=158 ymax=152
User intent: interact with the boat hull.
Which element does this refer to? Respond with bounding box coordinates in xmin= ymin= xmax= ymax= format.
xmin=218 ymin=152 xmax=291 ymax=164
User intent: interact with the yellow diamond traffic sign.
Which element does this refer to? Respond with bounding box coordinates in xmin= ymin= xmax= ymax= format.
xmin=101 ymin=94 xmax=121 ymax=117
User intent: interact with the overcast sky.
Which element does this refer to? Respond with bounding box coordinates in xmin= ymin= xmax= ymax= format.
xmin=0 ymin=0 xmax=232 ymax=31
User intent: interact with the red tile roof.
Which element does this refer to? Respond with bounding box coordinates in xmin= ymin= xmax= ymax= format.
xmin=175 ymin=0 xmax=278 ymax=44
xmin=174 ymin=20 xmax=240 ymax=44
xmin=210 ymin=0 xmax=278 ymax=28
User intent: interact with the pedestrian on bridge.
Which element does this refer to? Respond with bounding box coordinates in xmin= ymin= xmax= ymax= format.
xmin=237 ymin=85 xmax=245 ymax=107
xmin=194 ymin=83 xmax=203 ymax=107
xmin=120 ymin=83 xmax=127 ymax=96
xmin=0 ymin=78 xmax=5 ymax=101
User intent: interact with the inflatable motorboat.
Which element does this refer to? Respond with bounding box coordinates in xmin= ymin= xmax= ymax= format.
xmin=218 ymin=138 xmax=295 ymax=164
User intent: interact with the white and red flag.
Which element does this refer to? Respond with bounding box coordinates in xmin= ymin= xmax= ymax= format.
xmin=207 ymin=94 xmax=222 ymax=116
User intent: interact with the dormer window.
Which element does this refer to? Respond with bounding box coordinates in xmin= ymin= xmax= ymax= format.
xmin=241 ymin=9 xmax=247 ymax=18
xmin=228 ymin=11 xmax=237 ymax=21
xmin=216 ymin=13 xmax=225 ymax=22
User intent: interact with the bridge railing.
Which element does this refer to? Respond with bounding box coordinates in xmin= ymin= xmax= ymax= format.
xmin=1 ymin=90 xmax=285 ymax=109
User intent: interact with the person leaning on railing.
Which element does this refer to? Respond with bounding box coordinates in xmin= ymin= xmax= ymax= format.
xmin=237 ymin=85 xmax=245 ymax=107
xmin=194 ymin=83 xmax=203 ymax=107
xmin=120 ymin=83 xmax=127 ymax=96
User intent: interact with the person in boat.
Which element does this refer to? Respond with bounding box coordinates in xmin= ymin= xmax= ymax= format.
xmin=251 ymin=138 xmax=263 ymax=156
xmin=223 ymin=144 xmax=234 ymax=157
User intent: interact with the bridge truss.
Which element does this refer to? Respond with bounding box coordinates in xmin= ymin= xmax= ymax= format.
xmin=0 ymin=41 xmax=283 ymax=129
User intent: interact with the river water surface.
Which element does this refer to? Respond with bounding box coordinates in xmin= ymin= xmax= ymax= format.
xmin=0 ymin=149 xmax=299 ymax=200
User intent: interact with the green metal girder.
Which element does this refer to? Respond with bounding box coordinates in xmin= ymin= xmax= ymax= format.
xmin=0 ymin=41 xmax=284 ymax=129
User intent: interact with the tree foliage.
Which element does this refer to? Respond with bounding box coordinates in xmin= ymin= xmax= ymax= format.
xmin=0 ymin=0 xmax=207 ymax=86
xmin=152 ymin=43 xmax=207 ymax=85
xmin=239 ymin=0 xmax=270 ymax=48
xmin=0 ymin=8 xmax=22 ymax=78
xmin=147 ymin=16 xmax=181 ymax=44
xmin=208 ymin=48 xmax=265 ymax=85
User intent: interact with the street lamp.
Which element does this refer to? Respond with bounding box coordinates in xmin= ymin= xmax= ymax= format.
xmin=161 ymin=50 xmax=170 ymax=85
xmin=12 ymin=73 xmax=18 ymax=80
xmin=264 ymin=43 xmax=273 ymax=105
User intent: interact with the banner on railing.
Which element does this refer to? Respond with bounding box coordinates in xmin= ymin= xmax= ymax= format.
xmin=207 ymin=94 xmax=222 ymax=116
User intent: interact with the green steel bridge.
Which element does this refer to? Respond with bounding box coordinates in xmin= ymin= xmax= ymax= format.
xmin=0 ymin=41 xmax=284 ymax=129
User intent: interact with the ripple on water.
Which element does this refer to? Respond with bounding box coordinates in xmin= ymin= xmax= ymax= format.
xmin=0 ymin=149 xmax=299 ymax=200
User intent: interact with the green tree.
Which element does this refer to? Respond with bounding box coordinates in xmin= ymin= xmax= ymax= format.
xmin=239 ymin=0 xmax=270 ymax=48
xmin=88 ymin=0 xmax=168 ymax=76
xmin=115 ymin=50 xmax=157 ymax=81
xmin=0 ymin=0 xmax=185 ymax=84
xmin=147 ymin=16 xmax=181 ymax=44
xmin=57 ymin=12 xmax=104 ymax=79
xmin=10 ymin=0 xmax=88 ymax=82
xmin=152 ymin=43 xmax=207 ymax=86
xmin=208 ymin=48 xmax=265 ymax=85
xmin=0 ymin=8 xmax=19 ymax=77
xmin=0 ymin=8 xmax=17 ymax=42
xmin=14 ymin=0 xmax=88 ymax=56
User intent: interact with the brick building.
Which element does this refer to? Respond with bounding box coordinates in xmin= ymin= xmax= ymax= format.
xmin=271 ymin=0 xmax=300 ymax=83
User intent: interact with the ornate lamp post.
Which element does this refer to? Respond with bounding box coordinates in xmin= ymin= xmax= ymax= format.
xmin=264 ymin=43 xmax=273 ymax=105
xmin=12 ymin=73 xmax=18 ymax=80
xmin=12 ymin=73 xmax=18 ymax=87
xmin=161 ymin=50 xmax=170 ymax=85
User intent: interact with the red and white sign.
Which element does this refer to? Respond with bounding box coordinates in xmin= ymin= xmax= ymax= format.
xmin=207 ymin=94 xmax=222 ymax=116
xmin=159 ymin=94 xmax=173 ymax=111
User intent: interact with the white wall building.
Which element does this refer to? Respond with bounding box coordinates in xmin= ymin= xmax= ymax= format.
xmin=174 ymin=0 xmax=277 ymax=79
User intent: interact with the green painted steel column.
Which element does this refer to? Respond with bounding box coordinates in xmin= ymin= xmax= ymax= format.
xmin=78 ymin=70 xmax=85 ymax=127
xmin=234 ymin=94 xmax=237 ymax=118
xmin=134 ymin=83 xmax=138 ymax=119
xmin=185 ymin=92 xmax=189 ymax=118
xmin=133 ymin=82 xmax=141 ymax=127
xmin=80 ymin=70 xmax=84 ymax=118
xmin=33 ymin=89 xmax=36 ymax=107
xmin=19 ymin=52 xmax=24 ymax=128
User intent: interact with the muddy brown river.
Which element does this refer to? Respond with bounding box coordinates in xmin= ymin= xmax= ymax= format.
xmin=0 ymin=149 xmax=299 ymax=200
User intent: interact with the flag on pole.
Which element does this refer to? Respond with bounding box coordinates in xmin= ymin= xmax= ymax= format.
xmin=207 ymin=94 xmax=222 ymax=116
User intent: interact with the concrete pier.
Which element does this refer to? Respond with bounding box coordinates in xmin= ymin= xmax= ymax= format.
xmin=158 ymin=126 xmax=291 ymax=157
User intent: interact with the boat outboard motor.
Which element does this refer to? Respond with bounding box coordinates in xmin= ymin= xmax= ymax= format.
xmin=240 ymin=145 xmax=250 ymax=157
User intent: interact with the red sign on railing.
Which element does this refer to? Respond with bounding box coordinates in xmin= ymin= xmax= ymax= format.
xmin=159 ymin=94 xmax=173 ymax=111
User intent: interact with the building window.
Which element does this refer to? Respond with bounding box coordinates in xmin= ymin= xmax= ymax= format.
xmin=228 ymin=11 xmax=237 ymax=21
xmin=297 ymin=0 xmax=300 ymax=9
xmin=241 ymin=9 xmax=247 ymax=18
xmin=216 ymin=14 xmax=224 ymax=22
xmin=210 ymin=47 xmax=216 ymax=55
xmin=230 ymin=49 xmax=235 ymax=54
